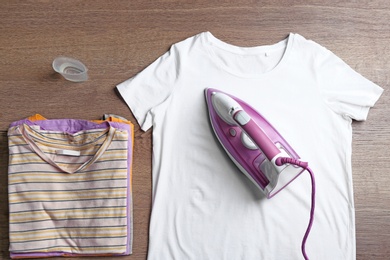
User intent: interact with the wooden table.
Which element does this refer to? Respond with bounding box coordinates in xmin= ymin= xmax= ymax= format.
xmin=1 ymin=1 xmax=389 ymax=259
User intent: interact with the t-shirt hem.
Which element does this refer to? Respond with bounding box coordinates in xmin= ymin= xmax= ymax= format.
xmin=116 ymin=83 xmax=151 ymax=131
xmin=358 ymin=86 xmax=384 ymax=121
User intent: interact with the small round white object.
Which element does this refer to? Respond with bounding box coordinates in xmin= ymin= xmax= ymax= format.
xmin=52 ymin=56 xmax=88 ymax=82
xmin=229 ymin=128 xmax=237 ymax=137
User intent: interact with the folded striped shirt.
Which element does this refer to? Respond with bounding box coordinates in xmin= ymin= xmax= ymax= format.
xmin=8 ymin=117 xmax=133 ymax=258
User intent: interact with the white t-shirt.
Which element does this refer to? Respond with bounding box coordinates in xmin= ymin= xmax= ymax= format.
xmin=117 ymin=32 xmax=383 ymax=260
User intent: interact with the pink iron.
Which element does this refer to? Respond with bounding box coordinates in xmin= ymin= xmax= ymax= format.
xmin=205 ymin=88 xmax=316 ymax=260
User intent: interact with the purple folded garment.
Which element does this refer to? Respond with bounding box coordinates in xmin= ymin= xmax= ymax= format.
xmin=8 ymin=118 xmax=133 ymax=258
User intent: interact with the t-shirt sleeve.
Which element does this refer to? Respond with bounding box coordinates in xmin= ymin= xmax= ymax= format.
xmin=117 ymin=45 xmax=178 ymax=131
xmin=317 ymin=47 xmax=383 ymax=121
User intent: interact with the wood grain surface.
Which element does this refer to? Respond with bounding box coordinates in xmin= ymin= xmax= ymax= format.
xmin=1 ymin=1 xmax=389 ymax=259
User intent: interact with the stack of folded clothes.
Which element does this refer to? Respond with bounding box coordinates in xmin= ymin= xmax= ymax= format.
xmin=7 ymin=114 xmax=133 ymax=258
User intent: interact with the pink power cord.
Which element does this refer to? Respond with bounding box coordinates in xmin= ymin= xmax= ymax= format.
xmin=276 ymin=157 xmax=316 ymax=260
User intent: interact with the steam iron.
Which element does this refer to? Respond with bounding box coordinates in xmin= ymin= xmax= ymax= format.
xmin=205 ymin=88 xmax=315 ymax=260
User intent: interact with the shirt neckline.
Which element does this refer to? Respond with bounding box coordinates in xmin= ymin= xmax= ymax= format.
xmin=18 ymin=123 xmax=116 ymax=174
xmin=201 ymin=31 xmax=295 ymax=79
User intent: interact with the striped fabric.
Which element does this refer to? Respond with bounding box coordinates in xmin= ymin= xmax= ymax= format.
xmin=8 ymin=122 xmax=131 ymax=257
